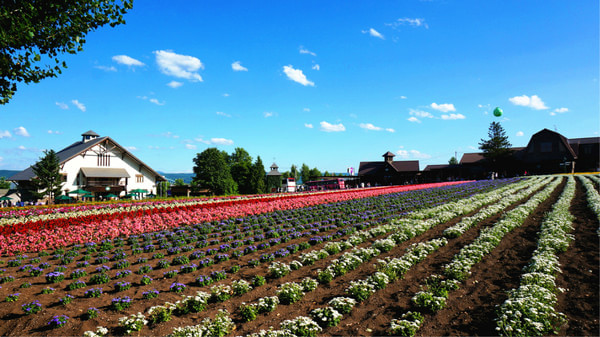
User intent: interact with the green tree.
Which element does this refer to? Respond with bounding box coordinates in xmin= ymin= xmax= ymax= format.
xmin=448 ymin=156 xmax=458 ymax=165
xmin=31 ymin=149 xmax=63 ymax=201
xmin=479 ymin=122 xmax=513 ymax=175
xmin=249 ymin=156 xmax=266 ymax=194
xmin=309 ymin=167 xmax=322 ymax=181
xmin=229 ymin=148 xmax=253 ymax=194
xmin=173 ymin=178 xmax=186 ymax=186
xmin=1 ymin=0 xmax=133 ymax=104
xmin=289 ymin=164 xmax=298 ymax=180
xmin=0 ymin=177 xmax=10 ymax=189
xmin=300 ymin=163 xmax=311 ymax=184
xmin=192 ymin=148 xmax=237 ymax=195
xmin=479 ymin=122 xmax=512 ymax=161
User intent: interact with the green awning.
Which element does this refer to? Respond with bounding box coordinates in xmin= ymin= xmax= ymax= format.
xmin=68 ymin=189 xmax=89 ymax=195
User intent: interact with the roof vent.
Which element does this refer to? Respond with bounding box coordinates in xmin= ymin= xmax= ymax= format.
xmin=82 ymin=130 xmax=100 ymax=143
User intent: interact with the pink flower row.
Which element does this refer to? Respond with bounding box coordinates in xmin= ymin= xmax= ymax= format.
xmin=0 ymin=182 xmax=470 ymax=255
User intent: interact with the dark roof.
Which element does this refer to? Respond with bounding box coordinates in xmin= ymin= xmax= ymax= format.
xmin=527 ymin=129 xmax=577 ymax=160
xmin=459 ymin=152 xmax=485 ymax=164
xmin=423 ymin=164 xmax=450 ymax=171
xmin=382 ymin=151 xmax=395 ymax=158
xmin=460 ymin=147 xmax=525 ymax=164
xmin=82 ymin=130 xmax=99 ymax=137
xmin=568 ymin=137 xmax=600 ymax=145
xmin=9 ymin=136 xmax=165 ymax=182
xmin=358 ymin=160 xmax=419 ymax=175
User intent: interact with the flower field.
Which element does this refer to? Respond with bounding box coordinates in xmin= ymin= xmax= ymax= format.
xmin=0 ymin=177 xmax=597 ymax=336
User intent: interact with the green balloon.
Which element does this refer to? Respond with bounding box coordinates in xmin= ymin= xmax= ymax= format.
xmin=493 ymin=107 xmax=503 ymax=117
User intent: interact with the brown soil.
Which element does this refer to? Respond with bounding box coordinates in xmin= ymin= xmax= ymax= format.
xmin=0 ymin=178 xmax=597 ymax=336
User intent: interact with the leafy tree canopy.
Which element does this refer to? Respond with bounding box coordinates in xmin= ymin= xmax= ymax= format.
xmin=1 ymin=0 xmax=133 ymax=104
xmin=0 ymin=177 xmax=10 ymax=189
xmin=192 ymin=148 xmax=237 ymax=196
xmin=448 ymin=156 xmax=458 ymax=165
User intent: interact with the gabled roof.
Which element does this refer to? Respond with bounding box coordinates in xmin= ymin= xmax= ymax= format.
xmin=459 ymin=152 xmax=486 ymax=164
xmin=9 ymin=136 xmax=165 ymax=182
xmin=358 ymin=160 xmax=419 ymax=175
xmin=526 ymin=128 xmax=577 ymax=160
xmin=82 ymin=130 xmax=100 ymax=137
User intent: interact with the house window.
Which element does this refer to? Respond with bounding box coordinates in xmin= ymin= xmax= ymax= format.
xmin=540 ymin=142 xmax=552 ymax=153
xmin=61 ymin=173 xmax=68 ymax=183
xmin=98 ymin=154 xmax=110 ymax=166
xmin=136 ymin=174 xmax=144 ymax=183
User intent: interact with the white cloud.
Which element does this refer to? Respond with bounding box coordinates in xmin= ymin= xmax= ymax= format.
xmin=360 ymin=123 xmax=395 ymax=132
xmin=359 ymin=123 xmax=382 ymax=131
xmin=320 ymin=121 xmax=345 ymax=132
xmin=222 ymin=93 xmax=230 ymax=97
xmin=304 ymin=123 xmax=314 ymax=129
xmin=0 ymin=130 xmax=11 ymax=138
xmin=56 ymin=102 xmax=69 ymax=110
xmin=508 ymin=94 xmax=548 ymax=110
xmin=299 ymin=46 xmax=317 ymax=56
xmin=312 ymin=64 xmax=320 ymax=71
xmin=125 ymin=146 xmax=138 ymax=151
xmin=216 ymin=111 xmax=231 ymax=117
xmin=14 ymin=126 xmax=29 ymax=137
xmin=47 ymin=130 xmax=61 ymax=134
xmin=553 ymin=107 xmax=568 ymax=113
xmin=231 ymin=61 xmax=248 ymax=72
xmin=112 ymin=55 xmax=145 ymax=67
xmin=388 ymin=17 xmax=429 ymax=29
xmin=430 ymin=103 xmax=456 ymax=112
xmin=264 ymin=111 xmax=274 ymax=118
xmin=210 ymin=138 xmax=234 ymax=145
xmin=18 ymin=145 xmax=26 ymax=150
xmin=283 ymin=65 xmax=314 ymax=86
xmin=149 ymin=98 xmax=165 ymax=106
xmin=303 ymin=108 xmax=310 ymax=112
xmin=167 ymin=81 xmax=183 ymax=88
xmin=409 ymin=109 xmax=434 ymax=119
xmin=396 ymin=149 xmax=431 ymax=159
xmin=407 ymin=116 xmax=421 ymax=123
xmin=154 ymin=50 xmax=204 ymax=82
xmin=71 ymin=99 xmax=86 ymax=112
xmin=399 ymin=95 xmax=407 ymax=99
xmin=185 ymin=144 xmax=197 ymax=150
xmin=516 ymin=131 xmax=524 ymax=137
xmin=94 ymin=65 xmax=117 ymax=72
xmin=363 ymin=28 xmax=384 ymax=39
xmin=441 ymin=113 xmax=466 ymax=120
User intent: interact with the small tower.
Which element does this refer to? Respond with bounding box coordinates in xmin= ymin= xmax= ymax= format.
xmin=268 ymin=163 xmax=280 ymax=175
xmin=82 ymin=130 xmax=100 ymax=143
xmin=382 ymin=151 xmax=395 ymax=164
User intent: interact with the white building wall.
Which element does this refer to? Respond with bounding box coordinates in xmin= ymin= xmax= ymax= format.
xmin=59 ymin=141 xmax=159 ymax=196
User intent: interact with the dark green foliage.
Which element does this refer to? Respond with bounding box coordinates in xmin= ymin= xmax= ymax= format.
xmin=31 ymin=150 xmax=63 ymax=201
xmin=192 ymin=148 xmax=237 ymax=195
xmin=0 ymin=0 xmax=133 ymax=104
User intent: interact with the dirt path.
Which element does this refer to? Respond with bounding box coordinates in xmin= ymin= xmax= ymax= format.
xmin=555 ymin=178 xmax=600 ymax=337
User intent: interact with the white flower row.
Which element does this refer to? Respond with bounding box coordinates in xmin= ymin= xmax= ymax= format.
xmin=389 ymin=176 xmax=562 ymax=335
xmin=443 ymin=177 xmax=552 ymax=238
xmin=444 ymin=177 xmax=562 ymax=281
xmin=578 ymin=175 xmax=600 ymax=228
xmin=496 ymin=176 xmax=576 ymax=336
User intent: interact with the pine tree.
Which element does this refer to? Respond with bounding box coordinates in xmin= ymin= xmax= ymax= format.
xmin=31 ymin=150 xmax=63 ymax=201
xmin=478 ymin=122 xmax=512 ymax=159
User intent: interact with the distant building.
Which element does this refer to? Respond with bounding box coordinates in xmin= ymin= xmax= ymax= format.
xmin=266 ymin=162 xmax=282 ymax=192
xmin=10 ymin=130 xmax=166 ymax=201
xmin=358 ymin=151 xmax=420 ymax=186
xmin=457 ymin=128 xmax=599 ymax=177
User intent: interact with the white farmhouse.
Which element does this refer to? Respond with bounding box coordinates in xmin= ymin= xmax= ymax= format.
xmin=9 ymin=130 xmax=166 ymax=201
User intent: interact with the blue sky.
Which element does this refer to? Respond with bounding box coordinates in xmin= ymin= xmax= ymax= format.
xmin=1 ymin=0 xmax=598 ymax=174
